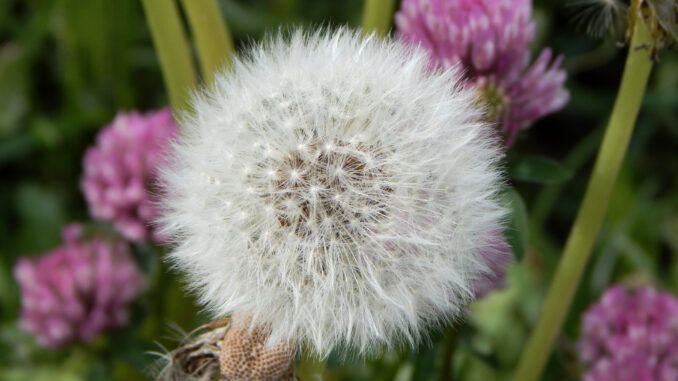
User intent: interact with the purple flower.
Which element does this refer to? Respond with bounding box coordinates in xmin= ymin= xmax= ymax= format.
xmin=578 ymin=285 xmax=678 ymax=381
xmin=395 ymin=0 xmax=569 ymax=145
xmin=473 ymin=232 xmax=512 ymax=298
xmin=14 ymin=224 xmax=146 ymax=348
xmin=81 ymin=109 xmax=178 ymax=242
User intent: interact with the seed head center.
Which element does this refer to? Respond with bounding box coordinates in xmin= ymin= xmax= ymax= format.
xmin=266 ymin=140 xmax=390 ymax=241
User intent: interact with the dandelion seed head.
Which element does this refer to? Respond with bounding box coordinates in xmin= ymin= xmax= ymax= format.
xmin=159 ymin=29 xmax=507 ymax=357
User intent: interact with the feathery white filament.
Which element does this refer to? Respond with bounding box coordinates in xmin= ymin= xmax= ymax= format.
xmin=160 ymin=29 xmax=506 ymax=357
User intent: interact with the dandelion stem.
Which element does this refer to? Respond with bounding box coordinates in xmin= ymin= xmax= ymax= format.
xmin=512 ymin=17 xmax=653 ymax=381
xmin=297 ymin=354 xmax=327 ymax=381
xmin=179 ymin=0 xmax=235 ymax=83
xmin=361 ymin=0 xmax=397 ymax=36
xmin=141 ymin=0 xmax=197 ymax=112
xmin=440 ymin=324 xmax=459 ymax=381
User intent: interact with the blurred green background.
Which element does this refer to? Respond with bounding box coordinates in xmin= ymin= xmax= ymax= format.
xmin=0 ymin=0 xmax=677 ymax=380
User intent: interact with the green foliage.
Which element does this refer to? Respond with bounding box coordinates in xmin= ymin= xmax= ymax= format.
xmin=501 ymin=187 xmax=530 ymax=261
xmin=508 ymin=156 xmax=573 ymax=184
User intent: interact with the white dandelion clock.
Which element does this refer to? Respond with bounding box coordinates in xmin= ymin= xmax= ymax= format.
xmin=159 ymin=29 xmax=507 ymax=357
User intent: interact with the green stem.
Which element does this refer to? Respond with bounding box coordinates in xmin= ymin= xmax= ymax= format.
xmin=361 ymin=0 xmax=397 ymax=36
xmin=439 ymin=324 xmax=459 ymax=381
xmin=141 ymin=0 xmax=198 ymax=112
xmin=511 ymin=19 xmax=653 ymax=381
xmin=179 ymin=0 xmax=235 ymax=83
xmin=297 ymin=353 xmax=327 ymax=381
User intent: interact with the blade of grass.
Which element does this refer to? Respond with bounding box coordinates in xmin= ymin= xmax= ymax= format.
xmin=140 ymin=0 xmax=197 ymax=112
xmin=179 ymin=0 xmax=235 ymax=83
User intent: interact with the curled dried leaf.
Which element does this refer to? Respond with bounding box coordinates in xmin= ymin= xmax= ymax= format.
xmin=152 ymin=320 xmax=231 ymax=381
xmin=628 ymin=0 xmax=677 ymax=59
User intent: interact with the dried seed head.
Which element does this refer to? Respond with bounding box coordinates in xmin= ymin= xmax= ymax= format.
xmin=220 ymin=315 xmax=296 ymax=381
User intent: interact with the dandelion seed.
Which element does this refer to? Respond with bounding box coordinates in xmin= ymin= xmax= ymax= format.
xmin=568 ymin=0 xmax=628 ymax=39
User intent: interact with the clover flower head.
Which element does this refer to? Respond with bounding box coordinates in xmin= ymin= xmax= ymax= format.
xmin=81 ymin=109 xmax=178 ymax=242
xmin=14 ymin=224 xmax=146 ymax=348
xmin=160 ymin=29 xmax=507 ymax=357
xmin=396 ymin=0 xmax=569 ymax=145
xmin=473 ymin=233 xmax=511 ymax=298
xmin=579 ymin=285 xmax=678 ymax=381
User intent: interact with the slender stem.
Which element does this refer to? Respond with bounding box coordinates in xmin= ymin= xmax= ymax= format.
xmin=297 ymin=353 xmax=327 ymax=381
xmin=361 ymin=0 xmax=397 ymax=36
xmin=512 ymin=19 xmax=653 ymax=381
xmin=140 ymin=0 xmax=198 ymax=112
xmin=439 ymin=324 xmax=459 ymax=381
xmin=179 ymin=0 xmax=235 ymax=83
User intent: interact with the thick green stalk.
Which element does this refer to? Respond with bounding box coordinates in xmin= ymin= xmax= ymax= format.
xmin=439 ymin=324 xmax=459 ymax=381
xmin=179 ymin=0 xmax=234 ymax=83
xmin=512 ymin=19 xmax=653 ymax=381
xmin=297 ymin=354 xmax=327 ymax=381
xmin=361 ymin=0 xmax=397 ymax=36
xmin=141 ymin=0 xmax=197 ymax=111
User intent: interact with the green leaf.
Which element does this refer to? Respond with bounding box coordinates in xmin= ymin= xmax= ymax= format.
xmin=508 ymin=156 xmax=573 ymax=184
xmin=86 ymin=361 xmax=112 ymax=381
xmin=410 ymin=343 xmax=437 ymax=381
xmin=0 ymin=136 xmax=33 ymax=166
xmin=0 ymin=253 xmax=19 ymax=320
xmin=0 ymin=46 xmax=29 ymax=136
xmin=501 ymin=187 xmax=529 ymax=261
xmin=13 ymin=183 xmax=67 ymax=254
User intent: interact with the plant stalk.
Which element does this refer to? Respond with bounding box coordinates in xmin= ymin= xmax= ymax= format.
xmin=440 ymin=324 xmax=459 ymax=381
xmin=511 ymin=17 xmax=653 ymax=381
xmin=297 ymin=353 xmax=327 ymax=381
xmin=361 ymin=0 xmax=397 ymax=36
xmin=140 ymin=0 xmax=198 ymax=112
xmin=179 ymin=0 xmax=235 ymax=83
